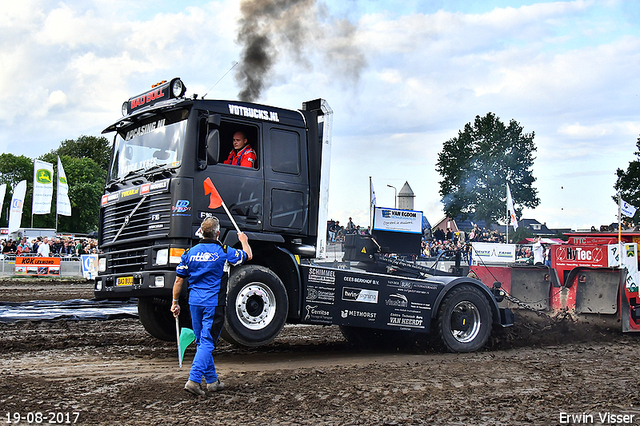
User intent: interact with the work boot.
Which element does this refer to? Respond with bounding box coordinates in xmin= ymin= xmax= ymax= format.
xmin=207 ymin=379 xmax=225 ymax=392
xmin=184 ymin=379 xmax=205 ymax=396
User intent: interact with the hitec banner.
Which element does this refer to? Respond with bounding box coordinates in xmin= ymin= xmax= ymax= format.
xmin=552 ymin=244 xmax=608 ymax=269
xmin=471 ymin=242 xmax=516 ymax=265
xmin=32 ymin=159 xmax=54 ymax=215
xmin=372 ymin=207 xmax=422 ymax=234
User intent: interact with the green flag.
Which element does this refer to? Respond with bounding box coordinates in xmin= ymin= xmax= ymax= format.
xmin=179 ymin=327 xmax=196 ymax=365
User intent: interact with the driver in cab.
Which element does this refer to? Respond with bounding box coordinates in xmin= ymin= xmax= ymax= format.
xmin=224 ymin=131 xmax=256 ymax=168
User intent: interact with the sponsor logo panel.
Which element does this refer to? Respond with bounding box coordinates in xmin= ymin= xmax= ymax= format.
xmin=342 ymin=287 xmax=378 ymax=304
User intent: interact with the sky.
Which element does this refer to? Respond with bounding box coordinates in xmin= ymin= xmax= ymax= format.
xmin=1 ymin=0 xmax=640 ymax=232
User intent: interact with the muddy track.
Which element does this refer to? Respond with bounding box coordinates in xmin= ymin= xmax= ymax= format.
xmin=1 ymin=279 xmax=639 ymax=425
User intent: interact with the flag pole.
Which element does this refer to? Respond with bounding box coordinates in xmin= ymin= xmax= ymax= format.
xmin=618 ymin=194 xmax=622 ymax=268
xmin=506 ymin=185 xmax=509 ymax=243
xmin=220 ymin=200 xmax=241 ymax=234
xmin=203 ymin=177 xmax=242 ymax=235
xmin=175 ymin=315 xmax=182 ymax=368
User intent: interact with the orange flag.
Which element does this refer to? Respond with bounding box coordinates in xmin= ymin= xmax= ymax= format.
xmin=203 ymin=177 xmax=223 ymax=209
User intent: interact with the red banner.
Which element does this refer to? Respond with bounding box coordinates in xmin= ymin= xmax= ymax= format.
xmin=552 ymin=245 xmax=608 ymax=269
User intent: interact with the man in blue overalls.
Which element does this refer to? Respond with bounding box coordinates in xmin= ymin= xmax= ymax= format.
xmin=170 ymin=216 xmax=253 ymax=396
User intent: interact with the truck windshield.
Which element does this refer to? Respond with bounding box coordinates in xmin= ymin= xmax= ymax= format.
xmin=108 ymin=109 xmax=189 ymax=181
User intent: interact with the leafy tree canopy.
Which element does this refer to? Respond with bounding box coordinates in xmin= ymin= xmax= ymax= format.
xmin=53 ymin=135 xmax=111 ymax=171
xmin=614 ymin=135 xmax=640 ymax=224
xmin=436 ymin=112 xmax=540 ymax=225
xmin=0 ymin=136 xmax=110 ymax=233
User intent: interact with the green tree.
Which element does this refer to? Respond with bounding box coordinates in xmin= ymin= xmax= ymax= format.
xmin=436 ymin=112 xmax=540 ymax=225
xmin=0 ymin=154 xmax=34 ymax=228
xmin=507 ymin=225 xmax=534 ymax=244
xmin=38 ymin=154 xmax=106 ymax=234
xmin=614 ymin=135 xmax=640 ymax=224
xmin=0 ymin=135 xmax=110 ymax=233
xmin=54 ymin=135 xmax=111 ymax=170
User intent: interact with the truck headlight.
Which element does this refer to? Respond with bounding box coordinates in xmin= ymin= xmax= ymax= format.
xmin=156 ymin=248 xmax=169 ymax=266
xmin=98 ymin=257 xmax=106 ymax=272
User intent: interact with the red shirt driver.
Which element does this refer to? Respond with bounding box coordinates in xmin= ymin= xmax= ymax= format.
xmin=224 ymin=131 xmax=256 ymax=168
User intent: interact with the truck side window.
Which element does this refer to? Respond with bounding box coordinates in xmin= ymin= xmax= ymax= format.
xmin=270 ymin=129 xmax=300 ymax=175
xmin=220 ymin=124 xmax=259 ymax=169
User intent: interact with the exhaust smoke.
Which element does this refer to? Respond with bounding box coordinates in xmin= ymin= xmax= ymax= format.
xmin=235 ymin=0 xmax=366 ymax=102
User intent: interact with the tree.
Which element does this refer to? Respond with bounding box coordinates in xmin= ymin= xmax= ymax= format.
xmin=614 ymin=135 xmax=640 ymax=224
xmin=54 ymin=135 xmax=111 ymax=171
xmin=0 ymin=154 xmax=34 ymax=228
xmin=37 ymin=153 xmax=106 ymax=234
xmin=436 ymin=112 xmax=540 ymax=225
xmin=0 ymin=136 xmax=109 ymax=233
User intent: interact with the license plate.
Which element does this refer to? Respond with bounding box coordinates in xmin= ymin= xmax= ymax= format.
xmin=117 ymin=276 xmax=134 ymax=286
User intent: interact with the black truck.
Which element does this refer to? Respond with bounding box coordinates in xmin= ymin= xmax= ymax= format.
xmin=95 ymin=78 xmax=513 ymax=352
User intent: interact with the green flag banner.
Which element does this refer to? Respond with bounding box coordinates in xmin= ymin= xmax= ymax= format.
xmin=179 ymin=327 xmax=196 ymax=364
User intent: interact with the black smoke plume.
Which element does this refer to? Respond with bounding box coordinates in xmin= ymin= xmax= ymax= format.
xmin=235 ymin=0 xmax=366 ymax=102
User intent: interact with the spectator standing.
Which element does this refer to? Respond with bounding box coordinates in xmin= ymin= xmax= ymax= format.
xmin=37 ymin=237 xmax=51 ymax=257
xmin=532 ymin=236 xmax=544 ymax=265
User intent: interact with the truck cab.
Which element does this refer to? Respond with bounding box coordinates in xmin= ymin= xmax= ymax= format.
xmin=95 ymin=78 xmax=332 ymax=343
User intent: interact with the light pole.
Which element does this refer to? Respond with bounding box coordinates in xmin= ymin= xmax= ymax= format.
xmin=387 ymin=184 xmax=397 ymax=208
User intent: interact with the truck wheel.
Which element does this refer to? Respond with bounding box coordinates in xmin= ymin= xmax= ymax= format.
xmin=222 ymin=265 xmax=288 ymax=347
xmin=138 ymin=297 xmax=191 ymax=342
xmin=435 ymin=284 xmax=493 ymax=353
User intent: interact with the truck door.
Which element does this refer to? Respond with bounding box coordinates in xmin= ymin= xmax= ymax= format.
xmin=262 ymin=125 xmax=308 ymax=235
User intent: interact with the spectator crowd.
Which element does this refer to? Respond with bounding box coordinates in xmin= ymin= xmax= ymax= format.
xmin=0 ymin=236 xmax=100 ymax=258
xmin=328 ymin=218 xmax=544 ymax=263
xmin=327 ymin=218 xmax=371 ymax=243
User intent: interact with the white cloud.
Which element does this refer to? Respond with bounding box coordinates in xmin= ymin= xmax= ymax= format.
xmin=0 ymin=0 xmax=639 ymax=230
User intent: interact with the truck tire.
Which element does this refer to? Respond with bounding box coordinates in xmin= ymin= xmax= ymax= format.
xmin=435 ymin=284 xmax=493 ymax=353
xmin=222 ymin=265 xmax=288 ymax=347
xmin=138 ymin=297 xmax=191 ymax=342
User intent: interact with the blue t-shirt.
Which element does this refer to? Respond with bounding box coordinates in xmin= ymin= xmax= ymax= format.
xmin=176 ymin=240 xmax=247 ymax=307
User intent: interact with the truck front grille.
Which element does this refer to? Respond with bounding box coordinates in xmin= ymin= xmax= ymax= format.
xmin=109 ymin=247 xmax=149 ymax=274
xmin=102 ymin=193 xmax=172 ymax=245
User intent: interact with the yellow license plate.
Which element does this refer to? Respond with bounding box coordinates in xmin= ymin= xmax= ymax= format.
xmin=117 ymin=276 xmax=134 ymax=286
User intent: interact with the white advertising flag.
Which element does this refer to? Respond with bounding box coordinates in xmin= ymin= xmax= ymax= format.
xmin=32 ymin=160 xmax=54 ymax=214
xmin=56 ymin=157 xmax=72 ymax=216
xmin=0 ymin=183 xmax=6 ymax=219
xmin=370 ymin=178 xmax=377 ymax=209
xmin=8 ymin=180 xmax=27 ymax=234
xmin=507 ymin=183 xmax=518 ymax=230
xmin=621 ymin=199 xmax=637 ymax=218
